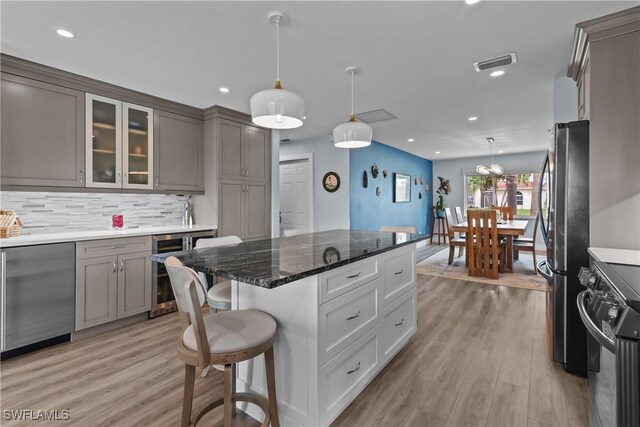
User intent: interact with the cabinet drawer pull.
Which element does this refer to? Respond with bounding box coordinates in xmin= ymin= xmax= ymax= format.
xmin=347 ymin=361 xmax=361 ymax=375
xmin=346 ymin=311 xmax=361 ymax=321
xmin=394 ymin=269 xmax=404 ymax=275
xmin=109 ymin=244 xmax=125 ymax=249
xmin=395 ymin=318 xmax=404 ymax=327
xmin=347 ymin=272 xmax=361 ymax=279
xmin=112 ymin=260 xmax=117 ymax=273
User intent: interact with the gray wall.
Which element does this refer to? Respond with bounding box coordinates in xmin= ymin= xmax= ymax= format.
xmin=553 ymin=77 xmax=578 ymax=124
xmin=280 ymin=135 xmax=350 ymax=231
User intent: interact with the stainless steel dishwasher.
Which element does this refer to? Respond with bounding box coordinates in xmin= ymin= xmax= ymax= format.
xmin=1 ymin=242 xmax=75 ymax=358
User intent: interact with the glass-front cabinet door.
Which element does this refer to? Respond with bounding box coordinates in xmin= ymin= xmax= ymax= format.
xmin=86 ymin=94 xmax=122 ymax=188
xmin=123 ymin=103 xmax=153 ymax=189
xmin=85 ymin=94 xmax=154 ymax=189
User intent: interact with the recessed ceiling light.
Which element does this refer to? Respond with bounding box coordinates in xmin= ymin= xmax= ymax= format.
xmin=490 ymin=70 xmax=505 ymax=77
xmin=435 ymin=151 xmax=441 ymax=154
xmin=219 ymin=87 xmax=229 ymax=93
xmin=465 ymin=0 xmax=482 ymax=4
xmin=468 ymin=116 xmax=478 ymax=121
xmin=56 ymin=29 xmax=74 ymax=38
xmin=408 ymin=138 xmax=414 ymax=142
xmin=499 ymin=150 xmax=504 ymax=153
xmin=303 ymin=116 xmax=306 ymax=120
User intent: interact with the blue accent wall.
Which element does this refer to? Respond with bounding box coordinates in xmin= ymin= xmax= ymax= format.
xmin=350 ymin=141 xmax=433 ymax=235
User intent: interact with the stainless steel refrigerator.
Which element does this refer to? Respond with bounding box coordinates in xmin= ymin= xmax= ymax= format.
xmin=536 ymin=120 xmax=590 ymax=377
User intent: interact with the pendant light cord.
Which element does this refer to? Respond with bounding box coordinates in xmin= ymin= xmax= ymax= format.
xmin=276 ymin=18 xmax=280 ymax=83
xmin=350 ymin=69 xmax=354 ymax=116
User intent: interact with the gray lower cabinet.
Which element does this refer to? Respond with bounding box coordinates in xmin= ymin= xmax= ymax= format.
xmin=245 ymin=182 xmax=270 ymax=240
xmin=154 ymin=110 xmax=204 ymax=192
xmin=1 ymin=73 xmax=85 ymax=187
xmin=116 ymin=252 xmax=152 ymax=319
xmin=76 ymin=255 xmax=118 ymax=330
xmin=218 ymin=180 xmax=270 ymax=241
xmin=75 ymin=237 xmax=151 ymax=331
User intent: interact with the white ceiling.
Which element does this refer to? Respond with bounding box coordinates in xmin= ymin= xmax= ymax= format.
xmin=2 ymin=1 xmax=636 ymax=160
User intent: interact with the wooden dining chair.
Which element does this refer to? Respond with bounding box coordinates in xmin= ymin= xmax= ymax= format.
xmin=444 ymin=208 xmax=466 ymax=265
xmin=454 ymin=206 xmax=466 ymax=238
xmin=165 ymin=257 xmax=280 ymax=427
xmin=513 ymin=213 xmax=540 ymax=272
xmin=466 ymin=209 xmax=506 ymax=279
xmin=491 ymin=205 xmax=514 ymax=220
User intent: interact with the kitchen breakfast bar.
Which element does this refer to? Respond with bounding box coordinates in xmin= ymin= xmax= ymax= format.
xmin=152 ymin=229 xmax=425 ymax=427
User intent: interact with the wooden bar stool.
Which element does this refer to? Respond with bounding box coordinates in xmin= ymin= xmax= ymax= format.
xmin=430 ymin=207 xmax=448 ymax=244
xmin=165 ymin=257 xmax=280 ymax=427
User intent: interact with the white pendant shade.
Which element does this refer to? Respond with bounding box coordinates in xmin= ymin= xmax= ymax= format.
xmin=333 ymin=115 xmax=372 ymax=148
xmin=250 ymin=12 xmax=304 ymax=130
xmin=250 ymin=84 xmax=304 ymax=129
xmin=476 ymin=165 xmax=491 ymax=175
xmin=333 ymin=66 xmax=372 ymax=149
xmin=489 ymin=164 xmax=504 ymax=175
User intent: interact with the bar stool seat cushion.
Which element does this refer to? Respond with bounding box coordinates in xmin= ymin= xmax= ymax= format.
xmin=182 ymin=309 xmax=277 ymax=354
xmin=207 ymin=280 xmax=231 ymax=305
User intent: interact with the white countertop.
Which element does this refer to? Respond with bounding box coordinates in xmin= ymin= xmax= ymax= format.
xmin=588 ymin=247 xmax=640 ymax=266
xmin=0 ymin=224 xmax=216 ymax=248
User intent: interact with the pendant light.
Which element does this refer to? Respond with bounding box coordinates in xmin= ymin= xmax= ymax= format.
xmin=333 ymin=66 xmax=372 ymax=149
xmin=250 ymin=12 xmax=304 ymax=129
xmin=476 ymin=137 xmax=504 ymax=175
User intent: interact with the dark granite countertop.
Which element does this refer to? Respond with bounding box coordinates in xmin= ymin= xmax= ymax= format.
xmin=151 ymin=229 xmax=427 ymax=289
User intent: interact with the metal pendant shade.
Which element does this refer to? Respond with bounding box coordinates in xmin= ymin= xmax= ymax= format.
xmin=250 ymin=12 xmax=304 ymax=130
xmin=476 ymin=138 xmax=503 ymax=175
xmin=333 ymin=67 xmax=372 ymax=149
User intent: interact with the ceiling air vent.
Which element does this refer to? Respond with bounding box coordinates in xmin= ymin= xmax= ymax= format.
xmin=473 ymin=53 xmax=517 ymax=72
xmin=355 ymin=109 xmax=397 ymax=124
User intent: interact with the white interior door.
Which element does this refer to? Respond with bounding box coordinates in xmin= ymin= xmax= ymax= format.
xmin=279 ymin=157 xmax=312 ymax=236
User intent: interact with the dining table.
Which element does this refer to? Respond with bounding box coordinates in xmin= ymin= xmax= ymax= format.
xmin=451 ymin=219 xmax=529 ymax=273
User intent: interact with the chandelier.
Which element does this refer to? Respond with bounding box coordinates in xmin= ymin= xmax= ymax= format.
xmin=476 ymin=137 xmax=503 ymax=175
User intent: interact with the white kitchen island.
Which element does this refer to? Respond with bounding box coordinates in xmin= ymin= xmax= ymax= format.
xmin=155 ymin=230 xmax=422 ymax=426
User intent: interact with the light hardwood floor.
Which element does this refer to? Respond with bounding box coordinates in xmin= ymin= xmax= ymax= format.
xmin=0 ymin=275 xmax=588 ymax=427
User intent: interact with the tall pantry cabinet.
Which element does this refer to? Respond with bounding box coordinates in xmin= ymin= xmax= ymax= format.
xmin=568 ymin=6 xmax=640 ymax=250
xmin=199 ymin=107 xmax=271 ymax=241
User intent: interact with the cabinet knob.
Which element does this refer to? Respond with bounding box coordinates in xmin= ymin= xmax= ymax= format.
xmin=155 ymin=175 xmax=159 ymax=186
xmin=124 ymin=173 xmax=128 ymax=184
xmin=117 ymin=172 xmax=121 ymax=183
xmin=80 ymin=170 xmax=84 ymax=184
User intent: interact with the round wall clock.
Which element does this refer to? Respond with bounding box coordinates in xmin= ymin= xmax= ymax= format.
xmin=322 ymin=171 xmax=341 ymax=192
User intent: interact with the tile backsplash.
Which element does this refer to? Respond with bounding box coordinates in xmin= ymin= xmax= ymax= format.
xmin=0 ymin=192 xmax=189 ymax=235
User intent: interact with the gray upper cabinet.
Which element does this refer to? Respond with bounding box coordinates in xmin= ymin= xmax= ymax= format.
xmin=218 ymin=119 xmax=245 ymax=181
xmin=154 ymin=110 xmax=204 ymax=192
xmin=1 ymin=73 xmax=85 ymax=187
xmin=244 ymin=125 xmax=269 ymax=182
xmin=218 ymin=119 xmax=270 ymax=183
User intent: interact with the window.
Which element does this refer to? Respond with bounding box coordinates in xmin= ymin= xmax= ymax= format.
xmin=465 ymin=172 xmax=546 ymax=216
